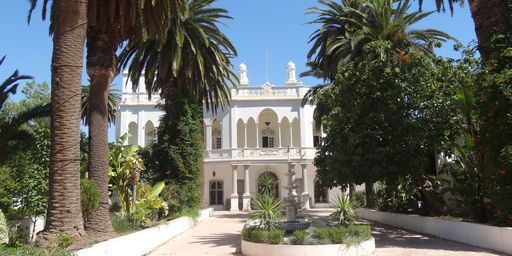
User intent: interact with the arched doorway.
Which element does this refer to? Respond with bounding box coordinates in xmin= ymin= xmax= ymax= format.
xmin=257 ymin=171 xmax=279 ymax=199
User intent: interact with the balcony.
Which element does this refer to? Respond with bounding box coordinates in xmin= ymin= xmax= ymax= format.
xmin=231 ymin=84 xmax=308 ymax=98
xmin=204 ymin=147 xmax=317 ymax=162
xmin=121 ymin=92 xmax=161 ymax=105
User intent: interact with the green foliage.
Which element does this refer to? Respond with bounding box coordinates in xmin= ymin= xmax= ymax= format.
xmin=290 ymin=230 xmax=307 ymax=245
xmin=330 ymin=194 xmax=358 ymax=226
xmin=312 ymin=225 xmax=372 ymax=244
xmin=251 ymin=196 xmax=283 ymax=231
xmin=54 ymin=234 xmax=75 ymax=249
xmin=110 ymin=213 xmax=138 ymax=234
xmin=0 ymin=210 xmax=7 ymax=244
xmin=257 ymin=172 xmax=278 ymax=198
xmin=375 ymin=176 xmax=421 ymax=213
xmin=241 ymin=227 xmax=284 ymax=244
xmin=109 ymin=134 xmax=145 ymax=214
xmin=150 ymin=97 xmax=203 ymax=214
xmin=314 ymin=49 xmax=463 ymax=198
xmin=80 ymin=179 xmax=100 ymax=226
xmin=131 ymin=182 xmax=169 ymax=226
xmin=354 ymin=191 xmax=366 ymax=208
xmin=0 ymin=244 xmax=72 ymax=256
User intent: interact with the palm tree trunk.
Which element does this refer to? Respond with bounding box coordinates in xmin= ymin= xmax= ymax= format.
xmin=469 ymin=0 xmax=512 ymax=60
xmin=37 ymin=0 xmax=87 ymax=245
xmin=365 ymin=181 xmax=376 ymax=209
xmin=85 ymin=26 xmax=117 ymax=236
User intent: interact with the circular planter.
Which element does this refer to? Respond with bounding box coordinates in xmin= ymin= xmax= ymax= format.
xmin=241 ymin=238 xmax=375 ymax=256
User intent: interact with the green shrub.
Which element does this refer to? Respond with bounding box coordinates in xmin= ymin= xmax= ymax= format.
xmin=251 ymin=196 xmax=283 ymax=231
xmin=55 ymin=234 xmax=75 ymax=248
xmin=7 ymin=226 xmax=23 ymax=247
xmin=0 ymin=244 xmax=73 ymax=256
xmin=241 ymin=227 xmax=284 ymax=244
xmin=312 ymin=225 xmax=371 ymax=244
xmin=290 ymin=230 xmax=306 ymax=245
xmin=354 ymin=191 xmax=366 ymax=208
xmin=0 ymin=210 xmax=7 ymax=244
xmin=348 ymin=224 xmax=372 ymax=240
xmin=266 ymin=229 xmax=284 ymax=244
xmin=80 ymin=179 xmax=100 ymax=227
xmin=330 ymin=194 xmax=358 ymax=226
xmin=110 ymin=213 xmax=138 ymax=233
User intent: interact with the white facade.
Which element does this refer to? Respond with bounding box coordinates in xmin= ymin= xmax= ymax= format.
xmin=116 ymin=62 xmax=342 ymax=211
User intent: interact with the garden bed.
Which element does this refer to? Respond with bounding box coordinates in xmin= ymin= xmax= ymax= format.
xmin=241 ymin=224 xmax=375 ymax=256
xmin=356 ymin=208 xmax=512 ymax=255
xmin=241 ymin=238 xmax=375 ymax=256
xmin=74 ymin=208 xmax=213 ymax=256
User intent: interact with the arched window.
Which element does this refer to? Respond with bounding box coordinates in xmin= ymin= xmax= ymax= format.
xmin=212 ymin=119 xmax=222 ymax=149
xmin=128 ymin=122 xmax=138 ymax=145
xmin=144 ymin=121 xmax=156 ymax=146
xmin=209 ymin=181 xmax=223 ymax=205
xmin=258 ymin=171 xmax=279 ymax=199
xmin=314 ymin=179 xmax=329 ymax=203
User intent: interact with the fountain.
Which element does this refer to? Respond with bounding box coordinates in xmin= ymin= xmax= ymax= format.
xmin=276 ymin=148 xmax=311 ymax=232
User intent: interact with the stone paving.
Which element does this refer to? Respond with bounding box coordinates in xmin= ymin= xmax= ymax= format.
xmin=149 ymin=210 xmax=505 ymax=256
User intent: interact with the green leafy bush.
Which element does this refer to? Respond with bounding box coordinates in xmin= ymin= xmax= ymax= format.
xmin=290 ymin=230 xmax=306 ymax=245
xmin=354 ymin=191 xmax=366 ymax=208
xmin=110 ymin=213 xmax=138 ymax=233
xmin=330 ymin=194 xmax=358 ymax=226
xmin=312 ymin=225 xmax=371 ymax=244
xmin=241 ymin=227 xmax=284 ymax=244
xmin=131 ymin=182 xmax=169 ymax=226
xmin=80 ymin=179 xmax=100 ymax=227
xmin=251 ymin=196 xmax=283 ymax=231
xmin=0 ymin=210 xmax=7 ymax=244
xmin=0 ymin=244 xmax=72 ymax=256
xmin=55 ymin=234 xmax=75 ymax=249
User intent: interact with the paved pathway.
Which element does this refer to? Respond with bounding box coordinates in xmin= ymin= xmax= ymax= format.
xmin=149 ymin=212 xmax=246 ymax=256
xmin=150 ymin=209 xmax=504 ymax=256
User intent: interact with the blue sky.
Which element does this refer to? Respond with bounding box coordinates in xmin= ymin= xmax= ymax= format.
xmin=0 ymin=0 xmax=476 ymax=141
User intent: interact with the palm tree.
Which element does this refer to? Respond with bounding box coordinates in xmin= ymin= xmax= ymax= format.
xmin=80 ymin=85 xmax=121 ymax=127
xmin=424 ymin=0 xmax=511 ymax=61
xmin=0 ymin=56 xmax=50 ymax=164
xmin=84 ymin=0 xmax=185 ymax=236
xmin=307 ymin=0 xmax=454 ymax=81
xmin=29 ymin=0 xmax=88 ymax=243
xmin=119 ymin=0 xmax=238 ymax=114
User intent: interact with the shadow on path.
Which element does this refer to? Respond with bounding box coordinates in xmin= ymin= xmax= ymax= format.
xmin=370 ymin=221 xmax=505 ymax=255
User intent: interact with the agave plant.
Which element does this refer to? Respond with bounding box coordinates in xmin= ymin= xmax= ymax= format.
xmin=330 ymin=194 xmax=358 ymax=227
xmin=252 ymin=196 xmax=283 ymax=231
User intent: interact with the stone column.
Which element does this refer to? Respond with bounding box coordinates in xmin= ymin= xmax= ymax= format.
xmin=278 ymin=123 xmax=282 ymax=148
xmin=230 ymin=165 xmax=239 ymax=212
xmin=243 ymin=165 xmax=251 ymax=211
xmin=256 ymin=123 xmax=259 ymax=148
xmin=289 ymin=125 xmax=293 ymax=148
xmin=301 ymin=163 xmax=310 ymax=209
xmin=244 ymin=123 xmax=248 ymax=148
xmin=205 ymin=124 xmax=212 ymax=150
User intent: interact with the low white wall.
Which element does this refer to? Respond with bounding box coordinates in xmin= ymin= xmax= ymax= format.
xmin=356 ymin=208 xmax=512 ymax=255
xmin=75 ymin=208 xmax=213 ymax=256
xmin=7 ymin=216 xmax=45 ymax=242
xmin=241 ymin=238 xmax=375 ymax=256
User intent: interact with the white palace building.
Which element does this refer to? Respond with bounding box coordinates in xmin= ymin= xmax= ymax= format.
xmin=116 ymin=61 xmax=342 ymax=211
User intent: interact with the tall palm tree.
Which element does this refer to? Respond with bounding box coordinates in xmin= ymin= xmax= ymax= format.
xmin=29 ymin=0 xmax=88 ymax=243
xmin=119 ymin=0 xmax=238 ymax=114
xmin=0 ymin=56 xmax=50 ymax=165
xmin=84 ymin=0 xmax=185 ymax=236
xmin=424 ymin=0 xmax=511 ymax=61
xmin=307 ymin=0 xmax=454 ymax=81
xmin=80 ymin=85 xmax=120 ymax=126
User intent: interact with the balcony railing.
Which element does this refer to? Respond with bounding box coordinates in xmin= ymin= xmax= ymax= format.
xmin=204 ymin=147 xmax=317 ymax=161
xmin=232 ymin=86 xmax=308 ymax=98
xmin=121 ymin=92 xmax=161 ymax=104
